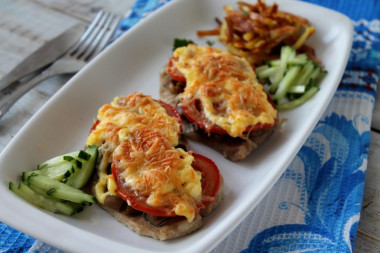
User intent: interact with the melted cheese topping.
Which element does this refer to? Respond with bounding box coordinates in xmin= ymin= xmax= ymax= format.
xmin=173 ymin=44 xmax=277 ymax=138
xmin=86 ymin=92 xmax=180 ymax=150
xmin=94 ymin=150 xmax=118 ymax=203
xmin=87 ymin=92 xmax=202 ymax=222
xmin=113 ymin=127 xmax=201 ymax=222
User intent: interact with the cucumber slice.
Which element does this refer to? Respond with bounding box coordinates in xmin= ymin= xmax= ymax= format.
xmin=265 ymin=53 xmax=307 ymax=68
xmin=288 ymin=54 xmax=308 ymax=65
xmin=78 ymin=150 xmax=91 ymax=161
xmin=292 ymin=60 xmax=316 ymax=87
xmin=9 ymin=182 xmax=81 ymax=216
xmin=35 ymin=145 xmax=98 ymax=188
xmin=309 ymin=65 xmax=321 ymax=80
xmin=316 ymin=70 xmax=328 ymax=83
xmin=272 ymin=65 xmax=301 ymax=102
xmin=38 ymin=152 xmax=77 ymax=170
xmin=256 ymin=66 xmax=280 ymax=79
xmin=9 ymin=146 xmax=99 ymax=217
xmin=267 ymin=59 xmax=281 ymax=67
xmin=255 ymin=64 xmax=268 ymax=74
xmin=65 ymin=145 xmax=98 ymax=189
xmin=255 ymin=45 xmax=326 ymax=110
xmin=27 ymin=174 xmax=95 ymax=205
xmin=288 ymin=85 xmax=306 ymax=93
xmin=269 ymin=46 xmax=294 ymax=93
xmin=277 ymin=86 xmax=320 ymax=110
xmin=23 ymin=163 xmax=75 ymax=182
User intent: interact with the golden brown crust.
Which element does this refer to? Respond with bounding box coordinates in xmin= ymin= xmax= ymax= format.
xmin=87 ymin=88 xmax=224 ymax=240
xmin=90 ymin=146 xmax=224 ymax=240
xmin=159 ymin=68 xmax=276 ymax=161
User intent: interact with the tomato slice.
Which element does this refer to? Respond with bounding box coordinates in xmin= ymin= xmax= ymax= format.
xmin=167 ymin=57 xmax=186 ymax=82
xmin=181 ymin=98 xmax=228 ymax=135
xmin=113 ymin=162 xmax=177 ymax=217
xmin=190 ymin=152 xmax=221 ymax=208
xmin=112 ymin=152 xmax=221 ymax=217
xmin=180 ymin=95 xmax=277 ymax=135
xmin=157 ymin=100 xmax=183 ymax=134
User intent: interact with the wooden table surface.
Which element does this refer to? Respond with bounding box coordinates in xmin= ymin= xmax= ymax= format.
xmin=0 ymin=0 xmax=379 ymax=252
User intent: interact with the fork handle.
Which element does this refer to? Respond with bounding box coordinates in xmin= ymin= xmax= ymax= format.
xmin=0 ymin=70 xmax=52 ymax=118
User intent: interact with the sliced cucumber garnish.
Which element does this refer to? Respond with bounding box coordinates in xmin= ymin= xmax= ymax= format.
xmin=257 ymin=46 xmax=327 ymax=110
xmin=27 ymin=174 xmax=95 ymax=205
xmin=66 ymin=145 xmax=98 ymax=189
xmin=9 ymin=182 xmax=82 ymax=216
xmin=9 ymin=145 xmax=98 ymax=216
xmin=23 ymin=162 xmax=75 ymax=182
xmin=277 ymin=85 xmax=320 ymax=110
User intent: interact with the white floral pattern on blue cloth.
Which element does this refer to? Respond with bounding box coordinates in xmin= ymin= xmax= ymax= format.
xmin=1 ymin=0 xmax=379 ymax=252
xmin=212 ymin=11 xmax=380 ymax=253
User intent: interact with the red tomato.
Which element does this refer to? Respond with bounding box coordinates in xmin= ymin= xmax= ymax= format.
xmin=113 ymin=162 xmax=177 ymax=217
xmin=181 ymin=98 xmax=228 ymax=135
xmin=112 ymin=152 xmax=221 ymax=217
xmin=180 ymin=96 xmax=277 ymax=135
xmin=157 ymin=100 xmax=183 ymax=134
xmin=190 ymin=152 xmax=221 ymax=208
xmin=167 ymin=57 xmax=186 ymax=82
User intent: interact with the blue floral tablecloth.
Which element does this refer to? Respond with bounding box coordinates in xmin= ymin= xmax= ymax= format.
xmin=1 ymin=0 xmax=379 ymax=252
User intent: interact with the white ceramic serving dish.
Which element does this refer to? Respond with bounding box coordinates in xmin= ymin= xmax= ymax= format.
xmin=0 ymin=0 xmax=353 ymax=252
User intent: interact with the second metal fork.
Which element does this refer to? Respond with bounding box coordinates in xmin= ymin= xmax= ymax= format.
xmin=0 ymin=10 xmax=121 ymax=118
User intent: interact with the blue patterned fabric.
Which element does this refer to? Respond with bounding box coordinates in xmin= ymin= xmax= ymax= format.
xmin=0 ymin=223 xmax=35 ymax=252
xmin=1 ymin=0 xmax=379 ymax=252
xmin=112 ymin=0 xmax=171 ymax=40
xmin=213 ymin=1 xmax=379 ymax=252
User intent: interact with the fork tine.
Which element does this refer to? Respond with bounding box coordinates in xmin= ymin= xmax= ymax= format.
xmin=88 ymin=13 xmax=122 ymax=60
xmin=68 ymin=11 xmax=105 ymax=56
xmin=71 ymin=11 xmax=108 ymax=58
xmin=82 ymin=12 xmax=120 ymax=61
xmin=0 ymin=10 xmax=122 ymax=119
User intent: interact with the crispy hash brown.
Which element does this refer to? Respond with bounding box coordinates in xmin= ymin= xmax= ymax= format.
xmin=197 ymin=0 xmax=316 ymax=65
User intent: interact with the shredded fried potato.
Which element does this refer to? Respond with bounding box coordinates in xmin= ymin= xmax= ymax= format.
xmin=197 ymin=0 xmax=316 ymax=65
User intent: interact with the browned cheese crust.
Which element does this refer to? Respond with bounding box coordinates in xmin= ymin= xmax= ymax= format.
xmin=88 ymin=149 xmax=224 ymax=241
xmin=159 ymin=67 xmax=276 ymax=161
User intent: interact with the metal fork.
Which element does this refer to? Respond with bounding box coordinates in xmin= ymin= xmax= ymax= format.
xmin=0 ymin=10 xmax=121 ymax=118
